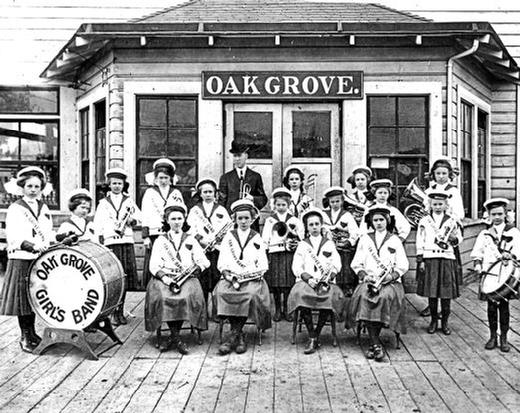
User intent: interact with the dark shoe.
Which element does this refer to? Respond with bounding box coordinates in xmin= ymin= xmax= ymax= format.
xmin=441 ymin=320 xmax=451 ymax=336
xmin=303 ymin=338 xmax=318 ymax=354
xmin=374 ymin=345 xmax=385 ymax=362
xmin=365 ymin=345 xmax=375 ymax=359
xmin=427 ymin=319 xmax=438 ymax=334
xmin=500 ymin=334 xmax=510 ymax=353
xmin=218 ymin=340 xmax=233 ymax=355
xmin=235 ymin=333 xmax=247 ymax=354
xmin=118 ymin=311 xmax=128 ymax=325
xmin=159 ymin=337 xmax=173 ymax=352
xmin=285 ymin=313 xmax=293 ymax=322
xmin=174 ymin=337 xmax=189 ymax=355
xmin=112 ymin=312 xmax=121 ymax=327
xmin=19 ymin=330 xmax=36 ymax=353
xmin=420 ymin=307 xmax=431 ymax=317
xmin=273 ymin=309 xmax=282 ymax=322
xmin=484 ymin=335 xmax=497 ymax=350
xmin=28 ymin=327 xmax=42 ymax=347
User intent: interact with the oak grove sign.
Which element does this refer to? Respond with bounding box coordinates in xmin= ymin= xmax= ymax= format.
xmin=202 ymin=71 xmax=363 ymax=100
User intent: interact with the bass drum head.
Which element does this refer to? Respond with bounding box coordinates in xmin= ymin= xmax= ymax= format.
xmin=28 ymin=244 xmax=107 ymax=330
xmin=481 ymin=260 xmax=516 ymax=295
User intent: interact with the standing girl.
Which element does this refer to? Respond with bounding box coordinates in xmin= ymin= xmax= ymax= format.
xmin=369 ymin=179 xmax=411 ymax=242
xmin=416 ymin=192 xmax=463 ymax=335
xmin=187 ymin=178 xmax=232 ymax=305
xmin=94 ymin=168 xmax=141 ymax=326
xmin=348 ymin=205 xmax=409 ymax=361
xmin=347 ymin=165 xmax=373 ymax=205
xmin=57 ymin=189 xmax=96 ymax=242
xmin=288 ymin=208 xmax=344 ymax=354
xmin=141 ymin=159 xmax=184 ymax=288
xmin=282 ymin=166 xmax=313 ymax=218
xmin=262 ymin=187 xmax=304 ymax=321
xmin=0 ymin=167 xmax=56 ymax=352
xmin=322 ymin=186 xmax=361 ymax=296
xmin=145 ymin=202 xmax=209 ymax=354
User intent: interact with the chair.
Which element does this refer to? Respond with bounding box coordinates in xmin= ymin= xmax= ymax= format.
xmin=354 ymin=322 xmax=401 ymax=349
xmin=218 ymin=318 xmax=264 ymax=345
xmin=291 ymin=308 xmax=338 ymax=346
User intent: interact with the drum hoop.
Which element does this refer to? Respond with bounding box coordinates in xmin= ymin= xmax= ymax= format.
xmin=480 ymin=259 xmax=517 ymax=294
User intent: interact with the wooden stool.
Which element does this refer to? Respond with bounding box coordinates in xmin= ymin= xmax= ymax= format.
xmin=291 ymin=308 xmax=337 ymax=346
xmin=218 ymin=318 xmax=263 ymax=345
xmin=156 ymin=324 xmax=202 ymax=347
xmin=355 ymin=321 xmax=400 ymax=349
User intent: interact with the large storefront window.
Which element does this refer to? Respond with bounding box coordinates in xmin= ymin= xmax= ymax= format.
xmin=0 ymin=88 xmax=58 ymax=115
xmin=136 ymin=96 xmax=198 ymax=203
xmin=0 ymin=120 xmax=59 ymax=208
xmin=367 ymin=96 xmax=429 ymax=209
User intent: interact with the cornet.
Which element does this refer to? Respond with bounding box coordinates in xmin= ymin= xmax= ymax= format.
xmin=239 ymin=181 xmax=251 ymax=199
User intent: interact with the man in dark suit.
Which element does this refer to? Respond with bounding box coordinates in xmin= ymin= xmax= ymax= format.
xmin=218 ymin=141 xmax=268 ymax=231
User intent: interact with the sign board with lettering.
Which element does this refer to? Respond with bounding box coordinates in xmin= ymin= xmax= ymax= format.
xmin=202 ymin=71 xmax=363 ymax=100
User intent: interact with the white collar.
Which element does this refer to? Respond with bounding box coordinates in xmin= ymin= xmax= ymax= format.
xmin=236 ymin=166 xmax=247 ymax=176
xmin=71 ymin=215 xmax=86 ymax=226
xmin=309 ymin=234 xmax=322 ymax=249
xmin=276 ymin=211 xmax=288 ymax=221
xmin=237 ymin=228 xmax=250 ymax=243
xmin=23 ymin=196 xmax=38 ymax=204
xmin=375 ymin=230 xmax=387 ymax=247
xmin=492 ymin=222 xmax=506 ymax=235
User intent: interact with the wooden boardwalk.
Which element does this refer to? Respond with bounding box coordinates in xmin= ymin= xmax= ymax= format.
xmin=0 ymin=283 xmax=519 ymax=413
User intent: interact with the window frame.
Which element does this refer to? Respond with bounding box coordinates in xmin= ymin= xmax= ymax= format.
xmin=457 ymin=86 xmax=491 ymax=219
xmin=366 ymin=94 xmax=430 ymax=208
xmin=0 ymin=118 xmax=61 ymax=209
xmin=135 ymin=94 xmax=199 ymax=204
xmin=0 ymin=86 xmax=59 ymax=115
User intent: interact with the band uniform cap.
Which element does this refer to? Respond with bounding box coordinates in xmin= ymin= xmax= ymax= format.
xmin=369 ymin=179 xmax=393 ymax=190
xmin=16 ymin=166 xmax=46 ymax=187
xmin=164 ymin=200 xmax=188 ymax=216
xmin=351 ymin=165 xmax=372 ymax=177
xmin=366 ymin=204 xmax=392 ymax=217
xmin=105 ymin=167 xmax=128 ymax=180
xmin=271 ymin=187 xmax=292 ymax=199
xmin=431 ymin=157 xmax=454 ymax=172
xmin=196 ymin=178 xmax=218 ymax=191
xmin=323 ymin=186 xmax=345 ymax=198
xmin=229 ymin=140 xmax=249 ymax=154
xmin=301 ymin=207 xmax=325 ymax=223
xmin=283 ymin=165 xmax=304 ymax=177
xmin=231 ymin=198 xmax=259 ymax=216
xmin=68 ymin=188 xmax=92 ymax=203
xmin=483 ymin=197 xmax=509 ymax=211
xmin=427 ymin=191 xmax=450 ymax=201
xmin=153 ymin=158 xmax=176 ymax=173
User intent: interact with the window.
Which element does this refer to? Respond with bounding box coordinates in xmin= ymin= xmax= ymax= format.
xmin=0 ymin=88 xmax=59 ymax=114
xmin=477 ymin=110 xmax=487 ymax=217
xmin=367 ymin=96 xmax=429 ymax=209
xmin=94 ymin=101 xmax=106 ymax=203
xmin=233 ymin=112 xmax=272 ymax=158
xmin=136 ymin=96 xmax=198 ymax=203
xmin=80 ymin=108 xmax=89 ymax=189
xmin=0 ymin=120 xmax=59 ymax=208
xmin=460 ymin=101 xmax=473 ymax=217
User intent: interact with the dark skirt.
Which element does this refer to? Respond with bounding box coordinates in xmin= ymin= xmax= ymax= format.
xmin=144 ymin=277 xmax=208 ymax=332
xmin=0 ymin=259 xmax=34 ymax=316
xmin=417 ymin=258 xmax=460 ymax=299
xmin=198 ymin=250 xmax=220 ymax=294
xmin=212 ymin=278 xmax=272 ymax=331
xmin=108 ymin=243 xmax=138 ymax=291
xmin=265 ymin=251 xmax=295 ymax=289
xmin=142 ymin=235 xmax=159 ymax=289
xmin=336 ymin=249 xmax=356 ymax=289
xmin=346 ymin=282 xmax=406 ymax=334
xmin=287 ymin=281 xmax=346 ymax=322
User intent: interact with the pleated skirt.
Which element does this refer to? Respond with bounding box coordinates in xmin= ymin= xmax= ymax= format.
xmin=336 ymin=248 xmax=356 ymax=288
xmin=142 ymin=235 xmax=159 ymax=289
xmin=0 ymin=259 xmax=34 ymax=316
xmin=212 ymin=278 xmax=272 ymax=331
xmin=108 ymin=243 xmax=138 ymax=291
xmin=346 ymin=282 xmax=406 ymax=333
xmin=287 ymin=281 xmax=346 ymax=322
xmin=264 ymin=251 xmax=295 ymax=289
xmin=416 ymin=258 xmax=460 ymax=299
xmin=144 ymin=277 xmax=208 ymax=332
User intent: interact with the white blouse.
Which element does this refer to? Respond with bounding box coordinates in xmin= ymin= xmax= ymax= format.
xmin=291 ymin=236 xmax=342 ymax=283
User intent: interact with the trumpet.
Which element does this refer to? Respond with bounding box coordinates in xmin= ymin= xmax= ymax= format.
xmin=205 ymin=221 xmax=234 ymax=251
xmin=305 ymin=243 xmax=334 ymax=294
xmin=368 ymin=247 xmax=396 ymax=296
xmin=115 ymin=205 xmax=135 ymax=236
xmin=239 ymin=181 xmax=251 ymax=199
xmin=229 ymin=270 xmax=265 ymax=290
xmin=434 ymin=218 xmax=458 ymax=250
xmin=403 ymin=178 xmax=428 ymax=228
xmin=164 ymin=263 xmax=199 ymax=294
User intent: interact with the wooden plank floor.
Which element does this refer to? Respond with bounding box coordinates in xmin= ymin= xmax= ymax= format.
xmin=0 ymin=283 xmax=519 ymax=413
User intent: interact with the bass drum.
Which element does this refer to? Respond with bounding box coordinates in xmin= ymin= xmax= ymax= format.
xmin=480 ymin=259 xmax=520 ymax=302
xmin=28 ymin=241 xmax=125 ymax=330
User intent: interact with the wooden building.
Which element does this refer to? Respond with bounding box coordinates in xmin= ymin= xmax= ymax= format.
xmin=2 ymin=0 xmax=520 ymax=288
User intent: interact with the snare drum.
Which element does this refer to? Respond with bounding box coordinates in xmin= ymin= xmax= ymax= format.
xmin=480 ymin=259 xmax=520 ymax=302
xmin=28 ymin=241 xmax=125 ymax=330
